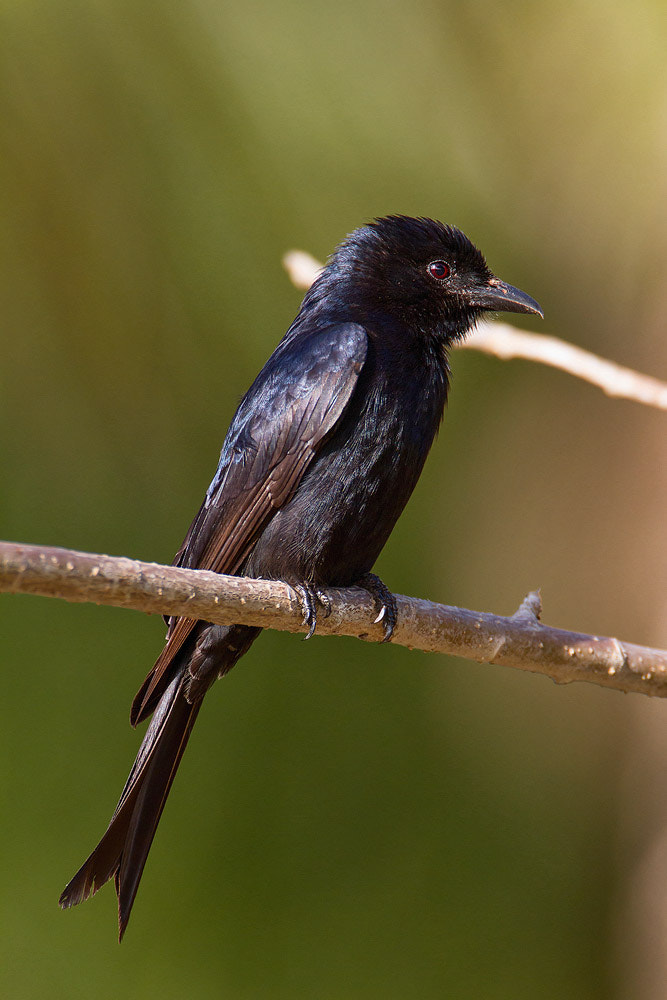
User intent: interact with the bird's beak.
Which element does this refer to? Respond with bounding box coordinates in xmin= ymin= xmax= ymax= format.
xmin=471 ymin=276 xmax=543 ymax=318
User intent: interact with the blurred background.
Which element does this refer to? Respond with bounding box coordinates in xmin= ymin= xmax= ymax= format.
xmin=1 ymin=1 xmax=666 ymax=997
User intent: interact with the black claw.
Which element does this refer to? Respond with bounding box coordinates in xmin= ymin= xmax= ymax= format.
xmin=293 ymin=583 xmax=329 ymax=640
xmin=357 ymin=572 xmax=397 ymax=642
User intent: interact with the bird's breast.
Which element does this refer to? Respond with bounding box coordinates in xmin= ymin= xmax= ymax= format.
xmin=246 ymin=338 xmax=448 ymax=587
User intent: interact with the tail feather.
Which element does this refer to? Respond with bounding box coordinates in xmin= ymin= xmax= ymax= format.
xmin=60 ymin=623 xmax=261 ymax=939
xmin=59 ymin=673 xmax=201 ymax=940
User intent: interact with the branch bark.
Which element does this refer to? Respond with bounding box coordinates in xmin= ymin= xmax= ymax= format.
xmin=2 ymin=540 xmax=666 ymax=698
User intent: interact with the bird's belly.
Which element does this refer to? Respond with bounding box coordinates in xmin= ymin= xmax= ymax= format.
xmin=246 ymin=409 xmax=433 ymax=587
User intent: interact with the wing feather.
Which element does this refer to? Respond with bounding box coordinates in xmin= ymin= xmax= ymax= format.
xmin=131 ymin=323 xmax=367 ymax=724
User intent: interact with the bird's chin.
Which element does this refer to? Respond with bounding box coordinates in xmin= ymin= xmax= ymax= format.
xmin=438 ymin=304 xmax=482 ymax=344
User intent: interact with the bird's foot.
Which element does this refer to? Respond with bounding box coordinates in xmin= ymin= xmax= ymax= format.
xmin=357 ymin=572 xmax=397 ymax=643
xmin=293 ymin=583 xmax=332 ymax=640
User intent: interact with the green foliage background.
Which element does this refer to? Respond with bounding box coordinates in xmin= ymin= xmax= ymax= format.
xmin=1 ymin=2 xmax=666 ymax=997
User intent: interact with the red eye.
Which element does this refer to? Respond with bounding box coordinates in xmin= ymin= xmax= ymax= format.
xmin=428 ymin=260 xmax=451 ymax=280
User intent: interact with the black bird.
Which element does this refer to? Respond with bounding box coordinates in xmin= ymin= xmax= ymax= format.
xmin=59 ymin=215 xmax=542 ymax=938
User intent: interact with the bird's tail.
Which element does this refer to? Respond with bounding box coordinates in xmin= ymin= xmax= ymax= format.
xmin=59 ymin=671 xmax=201 ymax=939
xmin=59 ymin=622 xmax=261 ymax=939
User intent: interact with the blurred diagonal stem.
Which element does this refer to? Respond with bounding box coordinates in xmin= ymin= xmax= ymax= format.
xmin=284 ymin=251 xmax=667 ymax=410
xmin=2 ymin=540 xmax=666 ymax=699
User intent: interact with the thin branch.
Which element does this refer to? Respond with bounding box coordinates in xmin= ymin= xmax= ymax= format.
xmin=283 ymin=250 xmax=324 ymax=289
xmin=2 ymin=540 xmax=666 ymax=699
xmin=462 ymin=323 xmax=667 ymax=409
xmin=282 ymin=250 xmax=667 ymax=410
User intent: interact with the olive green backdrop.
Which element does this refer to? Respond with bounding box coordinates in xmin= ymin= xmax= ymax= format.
xmin=1 ymin=2 xmax=666 ymax=997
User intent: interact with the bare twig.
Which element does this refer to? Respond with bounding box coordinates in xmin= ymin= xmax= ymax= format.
xmin=2 ymin=540 xmax=666 ymax=699
xmin=283 ymin=250 xmax=323 ymax=289
xmin=463 ymin=323 xmax=667 ymax=409
xmin=282 ymin=251 xmax=667 ymax=410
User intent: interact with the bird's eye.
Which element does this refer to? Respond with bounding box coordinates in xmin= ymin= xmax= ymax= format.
xmin=428 ymin=260 xmax=451 ymax=280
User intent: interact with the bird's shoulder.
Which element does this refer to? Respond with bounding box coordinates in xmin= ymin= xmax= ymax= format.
xmin=171 ymin=320 xmax=368 ymax=574
xmin=213 ymin=320 xmax=367 ymax=483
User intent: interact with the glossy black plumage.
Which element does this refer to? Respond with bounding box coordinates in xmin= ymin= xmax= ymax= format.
xmin=59 ymin=215 xmax=542 ymax=938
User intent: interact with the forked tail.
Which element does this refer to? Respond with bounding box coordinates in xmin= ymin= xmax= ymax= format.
xmin=59 ymin=672 xmax=201 ymax=940
xmin=60 ymin=622 xmax=261 ymax=939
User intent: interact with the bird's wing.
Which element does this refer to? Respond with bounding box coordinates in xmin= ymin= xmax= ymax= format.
xmin=131 ymin=322 xmax=367 ymax=724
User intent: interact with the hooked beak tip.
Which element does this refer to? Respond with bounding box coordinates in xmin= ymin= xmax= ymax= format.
xmin=475 ymin=277 xmax=543 ymax=318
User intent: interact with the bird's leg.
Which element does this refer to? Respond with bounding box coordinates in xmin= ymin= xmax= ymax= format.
xmin=356 ymin=572 xmax=397 ymax=643
xmin=293 ymin=583 xmax=332 ymax=640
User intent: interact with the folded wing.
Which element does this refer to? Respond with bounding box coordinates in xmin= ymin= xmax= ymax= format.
xmin=131 ymin=322 xmax=368 ymax=724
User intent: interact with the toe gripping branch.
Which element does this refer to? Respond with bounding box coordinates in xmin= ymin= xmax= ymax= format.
xmin=357 ymin=572 xmax=397 ymax=643
xmin=293 ymin=583 xmax=332 ymax=640
xmin=293 ymin=573 xmax=397 ymax=642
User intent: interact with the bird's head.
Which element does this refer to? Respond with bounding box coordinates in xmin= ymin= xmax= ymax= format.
xmin=327 ymin=215 xmax=542 ymax=343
